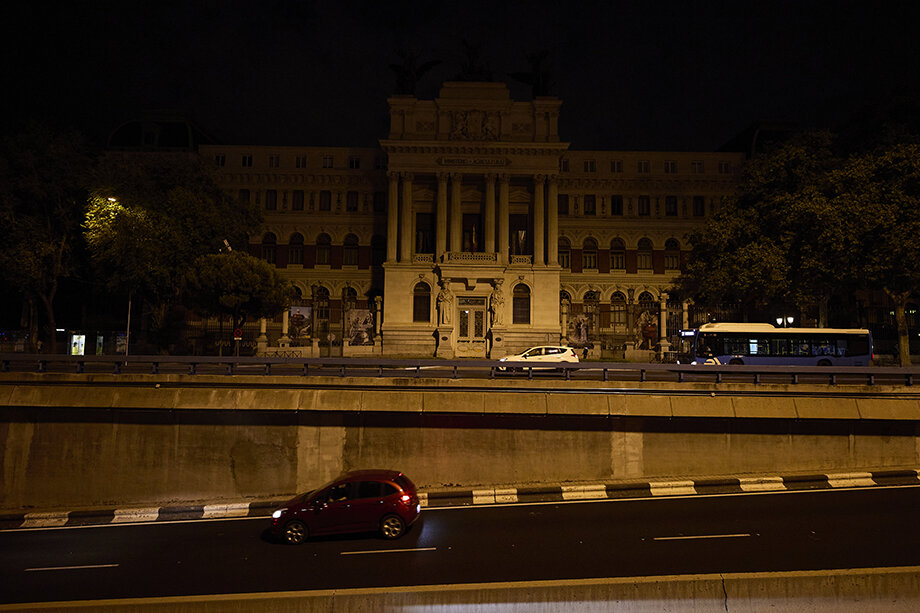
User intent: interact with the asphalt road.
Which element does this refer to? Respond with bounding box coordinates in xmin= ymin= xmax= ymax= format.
xmin=1 ymin=486 xmax=918 ymax=605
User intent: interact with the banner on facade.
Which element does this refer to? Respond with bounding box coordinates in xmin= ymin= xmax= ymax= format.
xmin=347 ymin=309 xmax=374 ymax=346
xmin=566 ymin=313 xmax=593 ymax=349
xmin=289 ymin=306 xmax=312 ymax=343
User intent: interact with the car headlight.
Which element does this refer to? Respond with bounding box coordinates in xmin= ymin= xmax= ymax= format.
xmin=272 ymin=509 xmax=285 ymax=519
xmin=499 ymin=357 xmax=506 ymax=362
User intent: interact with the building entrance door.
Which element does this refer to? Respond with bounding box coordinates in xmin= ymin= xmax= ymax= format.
xmin=456 ymin=296 xmax=488 ymax=357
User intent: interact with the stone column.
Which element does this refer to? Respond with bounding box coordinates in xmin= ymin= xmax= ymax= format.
xmin=659 ymin=292 xmax=671 ymax=355
xmin=450 ymin=173 xmax=462 ymax=253
xmin=436 ymin=173 xmax=448 ymax=260
xmin=400 ymin=172 xmax=414 ymax=262
xmin=257 ymin=317 xmax=268 ymax=354
xmin=547 ymin=175 xmax=559 ymax=266
xmin=279 ymin=308 xmax=291 ymax=348
xmin=387 ymin=172 xmax=399 ymax=263
xmin=534 ymin=174 xmax=546 ymax=266
xmin=498 ymin=174 xmax=510 ymax=265
xmin=484 ymin=174 xmax=496 ymax=254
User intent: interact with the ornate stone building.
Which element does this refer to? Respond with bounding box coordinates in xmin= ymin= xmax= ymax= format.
xmin=199 ymin=82 xmax=744 ymax=359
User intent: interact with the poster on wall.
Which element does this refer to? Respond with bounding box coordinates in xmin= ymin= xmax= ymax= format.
xmin=347 ymin=309 xmax=374 ymax=346
xmin=289 ymin=306 xmax=312 ymax=344
xmin=566 ymin=314 xmax=593 ymax=348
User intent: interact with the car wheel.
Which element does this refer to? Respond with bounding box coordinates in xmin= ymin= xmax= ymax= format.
xmin=283 ymin=520 xmax=308 ymax=545
xmin=380 ymin=514 xmax=406 ymax=539
xmin=728 ymin=358 xmax=743 ymax=365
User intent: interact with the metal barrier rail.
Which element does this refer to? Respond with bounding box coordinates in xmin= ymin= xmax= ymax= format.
xmin=2 ymin=353 xmax=919 ymax=386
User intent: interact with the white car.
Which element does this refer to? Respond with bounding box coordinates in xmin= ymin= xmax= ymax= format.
xmin=498 ymin=346 xmax=580 ymax=371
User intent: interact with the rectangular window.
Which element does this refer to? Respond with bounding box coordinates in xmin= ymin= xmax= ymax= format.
xmin=638 ymin=196 xmax=651 ymax=216
xmin=665 ymin=253 xmax=679 ymax=270
xmin=413 ymin=293 xmax=430 ymax=323
xmin=513 ymin=296 xmax=530 ymax=325
xmin=718 ymin=161 xmax=732 ymax=174
xmin=346 ymin=191 xmax=359 ymax=212
xmin=693 ymin=196 xmax=706 ymax=217
xmin=665 ymin=196 xmax=678 ymax=216
xmin=415 ymin=212 xmax=435 ymax=254
xmin=664 ymin=160 xmax=677 ymax=173
xmin=610 ymin=250 xmax=625 ymax=270
xmin=583 ymin=159 xmax=596 ymax=173
xmin=322 ymin=155 xmax=334 ymax=169
xmin=265 ymin=189 xmax=277 ymax=211
xmin=292 ymin=190 xmax=304 ymax=211
xmin=610 ymin=195 xmax=623 ymax=216
xmin=583 ymin=194 xmax=596 ymax=215
xmin=560 ymin=158 xmax=569 ymax=172
xmin=319 ymin=190 xmax=332 ymax=211
xmin=241 ymin=154 xmax=253 ymax=167
xmin=583 ymin=250 xmax=597 ymax=270
xmin=638 ymin=160 xmax=650 ymax=173
xmin=558 ymin=194 xmax=569 ymax=215
xmin=691 ymin=160 xmax=704 ymax=174
xmin=238 ymin=189 xmax=251 ymax=204
xmin=375 ymin=156 xmax=386 ymax=170
xmin=349 ymin=156 xmax=361 ymax=169
xmin=637 ymin=251 xmax=652 ymax=270
xmin=268 ymin=154 xmax=280 ymax=168
xmin=214 ymin=154 xmax=226 ymax=167
xmin=295 ymin=155 xmax=307 ymax=168
xmin=373 ymin=191 xmax=386 ymax=212
xmin=610 ymin=160 xmax=623 ymax=173
xmin=559 ymin=250 xmax=570 ymax=269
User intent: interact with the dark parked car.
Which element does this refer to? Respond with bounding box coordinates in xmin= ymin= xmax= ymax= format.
xmin=270 ymin=469 xmax=421 ymax=544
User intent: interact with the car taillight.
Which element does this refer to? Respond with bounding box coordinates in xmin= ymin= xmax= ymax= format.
xmin=400 ymin=494 xmax=411 ymax=503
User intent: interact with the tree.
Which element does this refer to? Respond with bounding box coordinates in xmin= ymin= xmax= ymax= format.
xmin=182 ymin=251 xmax=293 ymax=353
xmin=85 ymin=154 xmax=261 ymax=349
xmin=0 ymin=123 xmax=94 ymax=352
xmin=679 ymin=131 xmax=845 ymax=320
xmin=831 ymin=144 xmax=920 ymax=365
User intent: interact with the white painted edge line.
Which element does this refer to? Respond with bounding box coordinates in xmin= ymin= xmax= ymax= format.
xmin=826 ymin=472 xmax=877 ymax=488
xmin=202 ymin=503 xmax=251 ymax=518
xmin=340 ymin=547 xmax=437 ymax=556
xmin=739 ymin=477 xmax=786 ymax=492
xmin=653 ymin=533 xmax=752 ymax=541
xmin=649 ymin=480 xmax=696 ymax=496
xmin=21 ymin=512 xmax=69 ymax=528
xmin=112 ymin=508 xmax=160 ymax=523
xmin=25 ymin=563 xmax=119 ymax=572
xmin=562 ymin=484 xmax=608 ymax=500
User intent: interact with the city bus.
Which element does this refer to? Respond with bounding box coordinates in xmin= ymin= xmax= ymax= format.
xmin=682 ymin=322 xmax=873 ymax=366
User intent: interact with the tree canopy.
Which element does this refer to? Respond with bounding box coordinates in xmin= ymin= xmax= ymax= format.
xmin=0 ymin=123 xmax=94 ymax=352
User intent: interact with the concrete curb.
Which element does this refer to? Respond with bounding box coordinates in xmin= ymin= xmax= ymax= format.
xmin=2 ymin=468 xmax=917 ymax=531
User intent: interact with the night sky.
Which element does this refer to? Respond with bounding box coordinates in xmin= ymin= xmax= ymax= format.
xmin=5 ymin=0 xmax=919 ymax=151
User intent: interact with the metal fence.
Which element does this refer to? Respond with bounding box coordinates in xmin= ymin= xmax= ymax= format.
xmin=2 ymin=353 xmax=919 ymax=387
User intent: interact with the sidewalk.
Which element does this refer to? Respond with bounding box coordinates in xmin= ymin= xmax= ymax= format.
xmin=2 ymin=468 xmax=918 ymax=531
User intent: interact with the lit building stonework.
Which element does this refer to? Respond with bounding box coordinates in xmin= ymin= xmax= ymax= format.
xmin=200 ymin=82 xmax=744 ymax=359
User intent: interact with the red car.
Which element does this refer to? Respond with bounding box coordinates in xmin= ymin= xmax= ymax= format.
xmin=271 ymin=470 xmax=421 ymax=544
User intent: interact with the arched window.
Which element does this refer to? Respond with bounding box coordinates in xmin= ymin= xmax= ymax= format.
xmin=512 ymin=284 xmax=530 ymax=324
xmin=638 ymin=291 xmax=657 ymax=315
xmin=664 ymin=238 xmax=680 ymax=270
xmin=413 ymin=282 xmax=431 ymax=323
xmin=611 ymin=291 xmax=627 ymax=331
xmin=343 ymin=234 xmax=359 ymax=266
xmin=288 ymin=233 xmax=304 ymax=265
xmin=558 ymin=237 xmax=571 ymax=269
xmin=315 ymin=233 xmax=331 ymax=266
xmin=313 ymin=286 xmax=330 ymax=323
xmin=637 ymin=238 xmax=653 ymax=270
xmin=610 ymin=238 xmax=626 ymax=270
xmin=342 ymin=287 xmax=357 ymax=313
xmin=582 ymin=237 xmax=598 ymax=270
xmin=261 ymin=232 xmax=277 ymax=264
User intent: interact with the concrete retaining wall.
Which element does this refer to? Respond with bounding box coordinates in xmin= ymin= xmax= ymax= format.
xmin=1 ymin=374 xmax=919 ymax=512
xmin=3 ymin=568 xmax=918 ymax=612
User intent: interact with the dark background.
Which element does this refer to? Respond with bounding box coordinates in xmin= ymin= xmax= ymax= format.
xmin=4 ymin=0 xmax=920 ymax=150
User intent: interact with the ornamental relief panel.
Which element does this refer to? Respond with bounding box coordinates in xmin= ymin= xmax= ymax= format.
xmin=449 ymin=110 xmax=501 ymax=141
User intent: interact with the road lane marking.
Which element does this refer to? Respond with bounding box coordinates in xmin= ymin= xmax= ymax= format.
xmin=340 ymin=547 xmax=437 ymax=556
xmin=25 ymin=563 xmax=119 ymax=572
xmin=652 ymin=533 xmax=751 ymax=541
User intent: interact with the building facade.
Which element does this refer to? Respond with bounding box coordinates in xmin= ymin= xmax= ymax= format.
xmin=200 ymin=82 xmax=744 ymax=359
